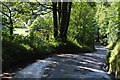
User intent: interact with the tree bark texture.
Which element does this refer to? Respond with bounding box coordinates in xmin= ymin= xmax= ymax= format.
xmin=52 ymin=2 xmax=58 ymax=39
xmin=52 ymin=2 xmax=72 ymax=41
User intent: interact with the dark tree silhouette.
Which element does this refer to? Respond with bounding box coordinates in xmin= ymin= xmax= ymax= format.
xmin=52 ymin=2 xmax=72 ymax=41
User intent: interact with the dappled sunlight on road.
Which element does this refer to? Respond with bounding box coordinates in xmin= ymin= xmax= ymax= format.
xmin=13 ymin=46 xmax=111 ymax=79
xmin=13 ymin=58 xmax=59 ymax=78
xmin=77 ymin=66 xmax=104 ymax=73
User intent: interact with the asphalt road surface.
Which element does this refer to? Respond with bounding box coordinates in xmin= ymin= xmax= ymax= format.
xmin=13 ymin=46 xmax=112 ymax=80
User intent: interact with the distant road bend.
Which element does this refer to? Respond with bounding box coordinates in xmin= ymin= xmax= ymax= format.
xmin=13 ymin=46 xmax=112 ymax=80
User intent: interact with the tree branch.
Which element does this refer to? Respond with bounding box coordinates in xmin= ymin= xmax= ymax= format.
xmin=35 ymin=0 xmax=53 ymax=9
xmin=40 ymin=10 xmax=52 ymax=15
xmin=0 ymin=2 xmax=11 ymax=13
xmin=33 ymin=10 xmax=52 ymax=16
xmin=0 ymin=11 xmax=10 ymax=18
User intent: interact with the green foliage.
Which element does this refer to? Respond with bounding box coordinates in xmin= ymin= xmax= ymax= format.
xmin=95 ymin=2 xmax=120 ymax=78
xmin=29 ymin=15 xmax=53 ymax=40
xmin=2 ymin=26 xmax=10 ymax=35
xmin=2 ymin=36 xmax=29 ymax=69
xmin=4 ymin=2 xmax=120 ymax=73
xmin=2 ymin=34 xmax=54 ymax=71
xmin=106 ymin=40 xmax=120 ymax=78
xmin=54 ymin=40 xmax=94 ymax=54
xmin=95 ymin=2 xmax=119 ymax=45
xmin=69 ymin=2 xmax=96 ymax=48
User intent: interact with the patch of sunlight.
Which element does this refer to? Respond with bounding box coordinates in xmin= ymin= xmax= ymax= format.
xmin=82 ymin=56 xmax=97 ymax=61
xmin=13 ymin=28 xmax=30 ymax=36
xmin=57 ymin=54 xmax=68 ymax=57
xmin=79 ymin=62 xmax=87 ymax=64
xmin=77 ymin=66 xmax=104 ymax=73
xmin=14 ymin=61 xmax=49 ymax=78
xmin=40 ymin=60 xmax=58 ymax=65
xmin=57 ymin=54 xmax=80 ymax=58
xmin=95 ymin=46 xmax=107 ymax=50
xmin=106 ymin=42 xmax=113 ymax=48
xmin=95 ymin=47 xmax=105 ymax=50
xmin=40 ymin=60 xmax=52 ymax=63
xmin=61 ymin=69 xmax=65 ymax=72
xmin=21 ymin=44 xmax=33 ymax=50
xmin=83 ymin=59 xmax=100 ymax=65
xmin=25 ymin=72 xmax=33 ymax=75
xmin=45 ymin=68 xmax=51 ymax=70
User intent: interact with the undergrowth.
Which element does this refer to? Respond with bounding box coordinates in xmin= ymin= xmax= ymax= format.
xmin=106 ymin=40 xmax=120 ymax=79
xmin=2 ymin=34 xmax=95 ymax=72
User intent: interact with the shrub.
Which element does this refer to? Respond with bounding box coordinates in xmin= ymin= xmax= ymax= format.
xmin=106 ymin=40 xmax=120 ymax=79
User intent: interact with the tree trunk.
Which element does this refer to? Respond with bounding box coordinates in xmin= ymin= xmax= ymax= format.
xmin=118 ymin=3 xmax=120 ymax=40
xmin=9 ymin=17 xmax=13 ymax=36
xmin=60 ymin=2 xmax=68 ymax=40
xmin=97 ymin=27 xmax=100 ymax=42
xmin=64 ymin=2 xmax=72 ymax=39
xmin=52 ymin=2 xmax=58 ymax=39
xmin=52 ymin=2 xmax=72 ymax=41
xmin=58 ymin=2 xmax=62 ymax=25
xmin=1 ymin=2 xmax=14 ymax=36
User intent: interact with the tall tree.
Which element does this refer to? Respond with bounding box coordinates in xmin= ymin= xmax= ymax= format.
xmin=0 ymin=2 xmax=13 ymax=36
xmin=52 ymin=2 xmax=72 ymax=41
xmin=35 ymin=1 xmax=72 ymax=41
xmin=52 ymin=2 xmax=58 ymax=39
